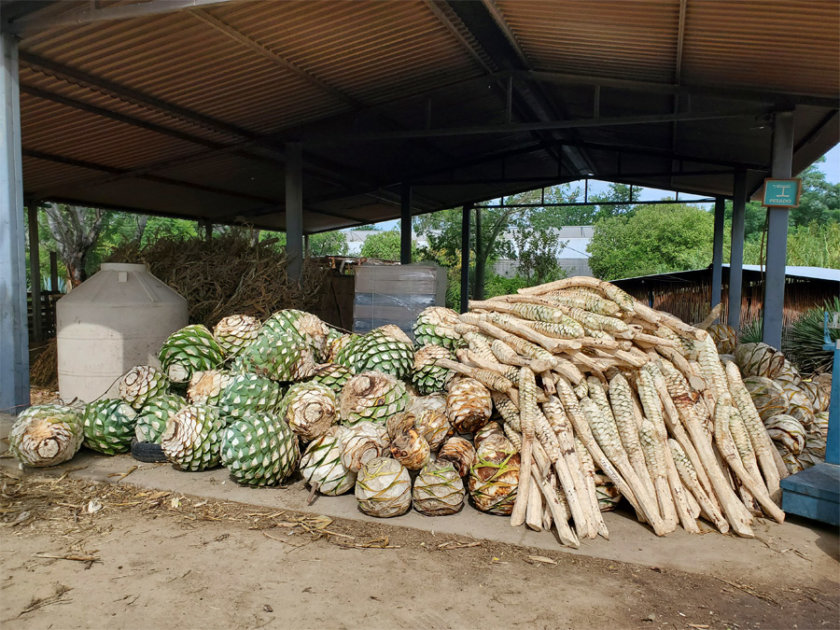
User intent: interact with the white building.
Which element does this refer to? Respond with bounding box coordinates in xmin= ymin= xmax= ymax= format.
xmin=345 ymin=230 xmax=429 ymax=256
xmin=493 ymin=226 xmax=594 ymax=278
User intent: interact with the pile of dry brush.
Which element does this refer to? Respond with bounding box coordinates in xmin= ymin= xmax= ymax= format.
xmin=108 ymin=231 xmax=330 ymax=328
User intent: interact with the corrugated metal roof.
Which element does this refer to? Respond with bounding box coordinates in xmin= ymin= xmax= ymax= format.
xmin=4 ymin=0 xmax=838 ymax=232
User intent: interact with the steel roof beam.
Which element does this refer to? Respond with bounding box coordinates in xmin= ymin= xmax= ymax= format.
xmin=20 ymin=84 xmax=231 ymax=152
xmin=23 ymin=149 xmax=280 ymax=206
xmin=474 ymin=198 xmax=714 ymax=209
xmin=521 ymin=70 xmax=840 ymax=109
xmin=189 ymin=10 xmax=363 ymax=109
xmin=442 ymin=1 xmax=588 ymax=176
xmin=303 ymin=108 xmax=772 ymax=143
xmin=19 ymin=52 xmax=370 ymax=189
xmin=19 ymin=51 xmax=450 ymax=206
xmin=5 ymin=0 xmax=239 ymax=37
xmin=475 ymin=0 xmax=595 ymax=175
xmin=189 ymin=8 xmax=456 ymax=172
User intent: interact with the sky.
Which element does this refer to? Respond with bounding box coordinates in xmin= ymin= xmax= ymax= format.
xmin=369 ymin=145 xmax=840 ymax=230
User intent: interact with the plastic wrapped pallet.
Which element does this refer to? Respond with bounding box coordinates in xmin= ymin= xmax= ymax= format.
xmin=353 ymin=264 xmax=447 ymax=337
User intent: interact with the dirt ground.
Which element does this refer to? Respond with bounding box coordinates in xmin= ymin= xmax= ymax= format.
xmin=1 ymin=471 xmax=837 ymax=630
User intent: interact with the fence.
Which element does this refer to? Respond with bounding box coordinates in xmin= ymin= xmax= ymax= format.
xmin=27 ymin=291 xmax=62 ymax=342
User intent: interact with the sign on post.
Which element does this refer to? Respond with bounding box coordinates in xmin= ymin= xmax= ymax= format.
xmin=762 ymin=178 xmax=802 ymax=207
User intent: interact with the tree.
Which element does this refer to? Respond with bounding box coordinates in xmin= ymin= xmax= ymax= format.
xmin=508 ymin=214 xmax=566 ymax=285
xmin=308 ymin=230 xmax=348 ymax=256
xmin=360 ymin=230 xmax=419 ymax=261
xmin=587 ymin=204 xmax=714 ymax=280
xmin=41 ymin=203 xmax=112 ymax=287
xmin=793 ymin=162 xmax=840 ymax=228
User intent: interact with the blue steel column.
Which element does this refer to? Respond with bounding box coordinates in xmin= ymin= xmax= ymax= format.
xmin=460 ymin=204 xmax=471 ymax=313
xmin=728 ymin=170 xmax=746 ymax=331
xmin=285 ymin=142 xmax=303 ymax=282
xmin=710 ymin=196 xmax=725 ymax=312
xmin=0 ymin=31 xmax=30 ymax=413
xmin=400 ymin=183 xmax=412 ymax=265
xmin=763 ymin=111 xmax=794 ymax=349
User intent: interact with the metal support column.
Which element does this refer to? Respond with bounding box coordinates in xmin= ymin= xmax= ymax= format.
xmin=304 ymin=234 xmax=310 ymax=259
xmin=710 ymin=196 xmax=725 ymax=313
xmin=763 ymin=111 xmax=794 ymax=349
xmin=0 ymin=31 xmax=30 ymax=413
xmin=460 ymin=204 xmax=471 ymax=314
xmin=285 ymin=142 xmax=304 ymax=282
xmin=400 ymin=183 xmax=412 ymax=265
xmin=474 ymin=205 xmax=484 ymax=300
xmin=728 ymin=170 xmax=746 ymax=331
xmin=27 ymin=204 xmax=42 ymax=342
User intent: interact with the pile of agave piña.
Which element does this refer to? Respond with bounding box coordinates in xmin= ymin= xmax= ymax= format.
xmin=706 ymin=328 xmax=831 ymax=475
xmin=9 ymin=277 xmax=804 ymax=547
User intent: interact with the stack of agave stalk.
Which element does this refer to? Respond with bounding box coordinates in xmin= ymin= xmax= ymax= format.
xmin=435 ymin=276 xmax=787 ymax=545
xmin=707 ymin=326 xmax=831 ymax=475
xmin=8 ymin=278 xmax=791 ymax=549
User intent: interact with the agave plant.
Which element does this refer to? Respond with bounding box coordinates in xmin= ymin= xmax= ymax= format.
xmin=782 ymin=297 xmax=840 ymax=375
xmin=738 ymin=317 xmax=763 ymax=344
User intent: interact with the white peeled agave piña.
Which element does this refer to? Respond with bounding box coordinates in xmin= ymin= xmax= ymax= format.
xmin=300 ymin=427 xmax=356 ymax=496
xmin=9 ymin=404 xmax=84 ymax=467
xmin=764 ymin=414 xmax=807 ymax=456
xmin=409 ymin=394 xmax=452 ymax=452
xmin=281 ymin=381 xmax=337 ymax=441
xmin=355 ymin=457 xmax=411 ymax=518
xmin=389 ymin=425 xmax=431 ymax=470
xmin=437 ymin=436 xmax=476 ymax=478
xmin=339 ymin=421 xmax=389 ymax=473
xmin=413 ymin=459 xmax=465 ymax=516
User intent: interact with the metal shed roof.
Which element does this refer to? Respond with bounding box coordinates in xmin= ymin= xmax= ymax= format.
xmin=4 ymin=0 xmax=838 ymax=233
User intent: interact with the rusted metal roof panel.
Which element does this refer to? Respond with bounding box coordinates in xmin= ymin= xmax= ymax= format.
xmin=5 ymin=0 xmax=838 ymax=232
xmin=496 ymin=0 xmax=839 ymax=96
xmin=681 ymin=0 xmax=839 ymax=97
xmin=495 ymin=0 xmax=681 ymax=82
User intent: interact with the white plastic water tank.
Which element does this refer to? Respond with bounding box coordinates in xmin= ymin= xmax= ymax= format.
xmin=57 ymin=263 xmax=188 ymax=402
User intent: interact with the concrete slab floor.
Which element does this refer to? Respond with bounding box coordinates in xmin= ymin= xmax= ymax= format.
xmin=2 ymin=414 xmax=838 ymax=589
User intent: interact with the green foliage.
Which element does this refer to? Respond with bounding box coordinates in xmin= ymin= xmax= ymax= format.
xmin=484 ymin=274 xmax=531 ymax=298
xmin=784 ymin=222 xmax=840 ymax=268
xmin=359 ymin=230 xmax=419 ymax=261
xmin=308 ymin=231 xmax=348 ymax=256
xmin=738 ymin=318 xmax=764 ymax=344
xmin=784 ymin=297 xmax=840 ymax=374
xmin=587 ymin=204 xmax=714 ymax=280
xmin=793 ymin=161 xmax=840 ymax=228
